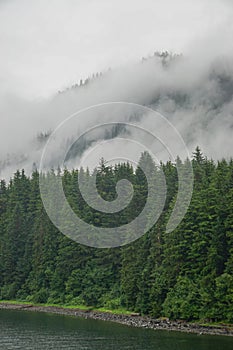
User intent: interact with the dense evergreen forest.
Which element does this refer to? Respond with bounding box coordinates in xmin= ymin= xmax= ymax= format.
xmin=0 ymin=147 xmax=233 ymax=322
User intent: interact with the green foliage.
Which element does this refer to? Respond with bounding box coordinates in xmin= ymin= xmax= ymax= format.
xmin=0 ymin=151 xmax=233 ymax=322
xmin=162 ymin=277 xmax=202 ymax=320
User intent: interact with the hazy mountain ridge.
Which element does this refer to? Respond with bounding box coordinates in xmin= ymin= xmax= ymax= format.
xmin=1 ymin=52 xmax=233 ymax=178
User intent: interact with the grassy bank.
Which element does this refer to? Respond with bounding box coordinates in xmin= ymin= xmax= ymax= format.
xmin=1 ymin=300 xmax=233 ymax=332
xmin=1 ymin=300 xmax=233 ymax=336
xmin=0 ymin=299 xmax=132 ymax=316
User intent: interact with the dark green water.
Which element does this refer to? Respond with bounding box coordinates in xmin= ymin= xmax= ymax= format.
xmin=0 ymin=309 xmax=232 ymax=350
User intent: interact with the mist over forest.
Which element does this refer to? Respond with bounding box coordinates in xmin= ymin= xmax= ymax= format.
xmin=1 ymin=0 xmax=233 ymax=338
xmin=1 ymin=51 xmax=233 ymax=179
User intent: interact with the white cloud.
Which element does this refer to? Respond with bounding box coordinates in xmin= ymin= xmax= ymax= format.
xmin=0 ymin=0 xmax=233 ymax=179
xmin=0 ymin=0 xmax=231 ymax=98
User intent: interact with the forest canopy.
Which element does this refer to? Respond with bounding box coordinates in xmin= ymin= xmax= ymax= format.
xmin=0 ymin=148 xmax=233 ymax=322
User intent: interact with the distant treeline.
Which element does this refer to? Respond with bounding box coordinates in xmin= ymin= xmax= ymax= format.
xmin=0 ymin=147 xmax=233 ymax=322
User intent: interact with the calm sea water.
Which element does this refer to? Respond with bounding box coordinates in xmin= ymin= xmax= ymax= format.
xmin=0 ymin=309 xmax=233 ymax=350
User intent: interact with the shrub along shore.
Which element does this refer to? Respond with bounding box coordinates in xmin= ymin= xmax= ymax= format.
xmin=0 ymin=301 xmax=233 ymax=337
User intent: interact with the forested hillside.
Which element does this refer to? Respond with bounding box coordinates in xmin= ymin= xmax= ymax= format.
xmin=0 ymin=148 xmax=233 ymax=322
xmin=2 ymin=51 xmax=233 ymax=178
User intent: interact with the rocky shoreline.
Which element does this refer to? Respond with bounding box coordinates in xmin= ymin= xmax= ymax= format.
xmin=1 ymin=302 xmax=233 ymax=337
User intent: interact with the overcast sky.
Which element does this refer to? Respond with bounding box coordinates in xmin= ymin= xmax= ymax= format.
xmin=0 ymin=0 xmax=232 ymax=99
xmin=1 ymin=0 xmax=233 ymax=180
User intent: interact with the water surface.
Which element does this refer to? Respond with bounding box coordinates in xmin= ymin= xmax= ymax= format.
xmin=0 ymin=309 xmax=232 ymax=349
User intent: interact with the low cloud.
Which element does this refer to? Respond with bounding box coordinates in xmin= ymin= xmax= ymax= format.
xmin=0 ymin=0 xmax=233 ymax=178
